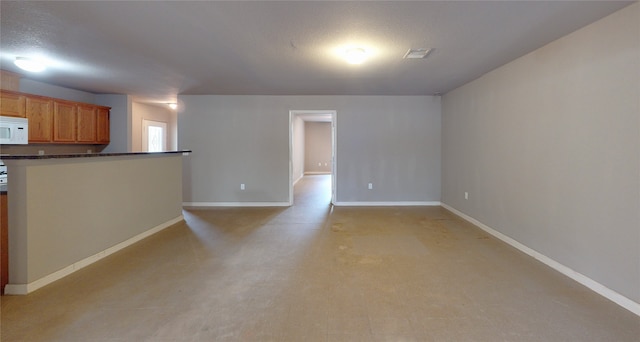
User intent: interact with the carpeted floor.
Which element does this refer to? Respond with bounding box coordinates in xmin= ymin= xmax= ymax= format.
xmin=1 ymin=175 xmax=638 ymax=341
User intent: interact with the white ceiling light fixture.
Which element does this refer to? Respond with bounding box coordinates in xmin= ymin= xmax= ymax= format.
xmin=167 ymin=103 xmax=177 ymax=109
xmin=403 ymin=48 xmax=433 ymax=59
xmin=344 ymin=47 xmax=368 ymax=65
xmin=14 ymin=57 xmax=46 ymax=72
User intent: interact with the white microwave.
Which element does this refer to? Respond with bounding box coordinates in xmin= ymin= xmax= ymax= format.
xmin=0 ymin=116 xmax=29 ymax=145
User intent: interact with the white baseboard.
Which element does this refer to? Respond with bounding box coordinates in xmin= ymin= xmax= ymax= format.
xmin=333 ymin=201 xmax=441 ymax=207
xmin=183 ymin=202 xmax=290 ymax=207
xmin=440 ymin=203 xmax=640 ymax=317
xmin=4 ymin=215 xmax=184 ymax=295
xmin=293 ymin=175 xmax=303 ymax=185
xmin=304 ymin=172 xmax=331 ymax=175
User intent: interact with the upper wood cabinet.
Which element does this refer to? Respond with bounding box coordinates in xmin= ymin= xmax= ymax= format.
xmin=96 ymin=107 xmax=110 ymax=144
xmin=26 ymin=96 xmax=53 ymax=143
xmin=0 ymin=91 xmax=26 ymax=118
xmin=77 ymin=104 xmax=97 ymax=143
xmin=0 ymin=90 xmax=110 ymax=144
xmin=53 ymin=101 xmax=77 ymax=142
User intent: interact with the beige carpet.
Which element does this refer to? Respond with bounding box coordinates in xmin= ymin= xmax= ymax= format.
xmin=1 ymin=175 xmax=638 ymax=341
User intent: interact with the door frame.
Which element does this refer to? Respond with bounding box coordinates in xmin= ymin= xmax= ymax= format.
xmin=288 ymin=110 xmax=337 ymax=205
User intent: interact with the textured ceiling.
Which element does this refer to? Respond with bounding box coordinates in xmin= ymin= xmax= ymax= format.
xmin=0 ymin=1 xmax=633 ymax=104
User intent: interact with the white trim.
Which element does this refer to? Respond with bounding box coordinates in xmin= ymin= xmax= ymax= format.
xmin=333 ymin=201 xmax=441 ymax=207
xmin=293 ymin=174 xmax=304 ymax=186
xmin=331 ymin=116 xmax=337 ymax=205
xmin=304 ymin=172 xmax=331 ymax=175
xmin=289 ymin=110 xmax=294 ymax=206
xmin=440 ymin=203 xmax=640 ymax=317
xmin=4 ymin=216 xmax=184 ymax=295
xmin=183 ymin=202 xmax=290 ymax=207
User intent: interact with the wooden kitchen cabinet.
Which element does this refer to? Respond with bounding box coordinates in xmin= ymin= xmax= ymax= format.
xmin=77 ymin=104 xmax=97 ymax=143
xmin=96 ymin=107 xmax=110 ymax=144
xmin=53 ymin=100 xmax=77 ymax=142
xmin=0 ymin=90 xmax=26 ymax=118
xmin=3 ymin=90 xmax=110 ymax=144
xmin=26 ymin=96 xmax=53 ymax=142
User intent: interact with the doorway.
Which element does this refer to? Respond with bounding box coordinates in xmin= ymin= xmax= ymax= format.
xmin=289 ymin=110 xmax=336 ymax=206
xmin=142 ymin=119 xmax=167 ymax=152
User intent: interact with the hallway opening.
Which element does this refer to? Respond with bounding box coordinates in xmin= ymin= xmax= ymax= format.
xmin=292 ymin=174 xmax=332 ymax=207
xmin=289 ymin=110 xmax=336 ymax=206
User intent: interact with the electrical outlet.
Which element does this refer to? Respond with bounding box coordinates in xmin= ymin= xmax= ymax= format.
xmin=240 ymin=184 xmax=245 ymax=190
xmin=38 ymin=150 xmax=45 ymax=155
xmin=368 ymin=183 xmax=373 ymax=190
xmin=465 ymin=192 xmax=469 ymax=200
xmin=87 ymin=149 xmax=92 ymax=154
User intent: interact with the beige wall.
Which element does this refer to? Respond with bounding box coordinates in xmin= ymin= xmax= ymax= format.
xmin=6 ymin=154 xmax=184 ymax=286
xmin=304 ymin=122 xmax=331 ymax=174
xmin=132 ymin=102 xmax=177 ymax=152
xmin=442 ymin=3 xmax=639 ymax=303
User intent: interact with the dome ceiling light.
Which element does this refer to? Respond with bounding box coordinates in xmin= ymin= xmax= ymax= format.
xmin=344 ymin=47 xmax=368 ymax=65
xmin=14 ymin=57 xmax=46 ymax=72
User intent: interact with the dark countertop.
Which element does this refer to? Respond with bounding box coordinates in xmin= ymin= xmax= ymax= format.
xmin=0 ymin=150 xmax=192 ymax=160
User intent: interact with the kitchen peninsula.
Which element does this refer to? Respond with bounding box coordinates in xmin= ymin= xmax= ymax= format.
xmin=1 ymin=151 xmax=190 ymax=295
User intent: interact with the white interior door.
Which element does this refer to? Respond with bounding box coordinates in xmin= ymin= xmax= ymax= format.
xmin=142 ymin=119 xmax=167 ymax=152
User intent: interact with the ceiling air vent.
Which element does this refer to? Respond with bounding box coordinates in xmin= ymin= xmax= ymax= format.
xmin=403 ymin=48 xmax=433 ymax=59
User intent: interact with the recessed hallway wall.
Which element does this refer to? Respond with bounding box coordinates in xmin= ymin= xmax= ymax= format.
xmin=304 ymin=121 xmax=332 ymax=174
xmin=132 ymin=102 xmax=178 ymax=152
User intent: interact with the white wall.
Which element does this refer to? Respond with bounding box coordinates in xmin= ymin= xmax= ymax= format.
xmin=132 ymin=102 xmax=177 ymax=152
xmin=96 ymin=94 xmax=132 ymax=153
xmin=178 ymin=95 xmax=441 ymax=205
xmin=20 ymin=78 xmax=96 ymax=103
xmin=442 ymin=3 xmax=639 ymax=305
